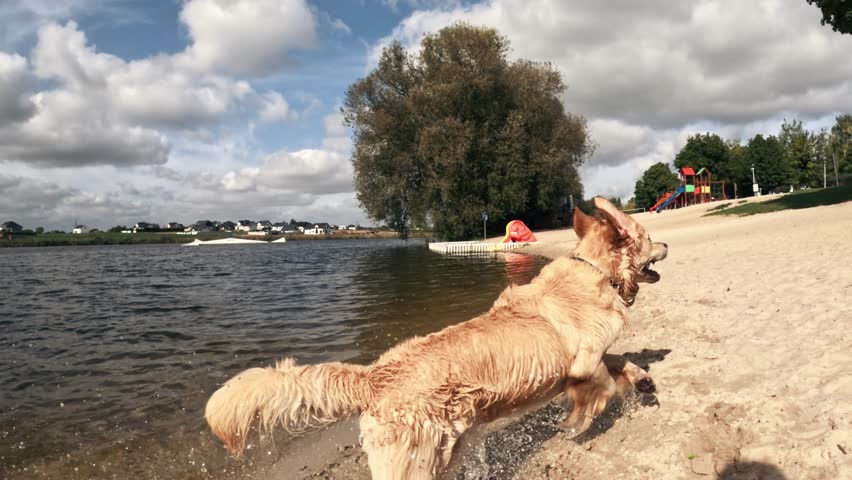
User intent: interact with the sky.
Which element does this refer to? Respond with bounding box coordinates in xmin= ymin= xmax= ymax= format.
xmin=1 ymin=0 xmax=851 ymax=230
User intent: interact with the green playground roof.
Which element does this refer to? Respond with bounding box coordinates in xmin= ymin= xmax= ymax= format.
xmin=696 ymin=167 xmax=707 ymax=176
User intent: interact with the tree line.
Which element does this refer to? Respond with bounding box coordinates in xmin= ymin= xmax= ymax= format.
xmin=633 ymin=115 xmax=852 ymax=209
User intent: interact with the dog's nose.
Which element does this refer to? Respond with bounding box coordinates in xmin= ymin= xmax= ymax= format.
xmin=661 ymin=242 xmax=668 ymax=249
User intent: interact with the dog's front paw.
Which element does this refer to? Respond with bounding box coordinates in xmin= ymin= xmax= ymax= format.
xmin=620 ymin=361 xmax=656 ymax=394
xmin=635 ymin=376 xmax=655 ymax=394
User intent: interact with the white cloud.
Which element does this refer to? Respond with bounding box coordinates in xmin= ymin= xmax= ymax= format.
xmin=320 ymin=110 xmax=353 ymax=152
xmin=178 ymin=0 xmax=317 ymax=75
xmin=0 ymin=2 xmax=363 ymax=227
xmin=260 ymin=91 xmax=296 ymax=122
xmin=32 ymin=21 xmax=254 ymax=129
xmin=0 ymin=52 xmax=35 ymax=125
xmin=0 ymin=0 xmax=144 ymax=50
xmin=0 ymin=80 xmax=170 ymax=167
xmin=0 ymin=173 xmax=151 ymax=228
xmin=0 ymin=0 xmax=322 ymax=167
xmin=330 ymin=17 xmax=351 ymax=34
xmin=370 ymin=0 xmax=852 ymax=199
xmin=380 ymin=0 xmax=462 ymax=11
xmin=214 ymin=112 xmax=353 ymax=195
xmin=257 ymin=149 xmax=353 ymax=194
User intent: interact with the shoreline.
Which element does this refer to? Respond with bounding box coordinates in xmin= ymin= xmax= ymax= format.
xmin=0 ymin=231 xmax=431 ymax=248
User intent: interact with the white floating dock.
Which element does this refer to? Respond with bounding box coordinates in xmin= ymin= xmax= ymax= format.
xmin=428 ymin=241 xmax=532 ymax=255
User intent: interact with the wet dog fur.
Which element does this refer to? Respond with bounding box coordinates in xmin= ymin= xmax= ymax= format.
xmin=205 ymin=197 xmax=668 ymax=480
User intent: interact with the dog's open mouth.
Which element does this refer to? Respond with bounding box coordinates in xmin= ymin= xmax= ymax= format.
xmin=639 ymin=243 xmax=668 ymax=283
xmin=640 ymin=260 xmax=661 ymax=283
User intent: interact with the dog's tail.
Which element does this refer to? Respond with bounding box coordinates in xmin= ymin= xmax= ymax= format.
xmin=205 ymin=358 xmax=372 ymax=454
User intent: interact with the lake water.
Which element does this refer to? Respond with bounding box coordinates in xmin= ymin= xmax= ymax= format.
xmin=0 ymin=240 xmax=546 ymax=479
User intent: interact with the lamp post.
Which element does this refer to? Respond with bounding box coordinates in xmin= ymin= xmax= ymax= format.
xmin=481 ymin=212 xmax=488 ymax=241
xmin=751 ymin=164 xmax=759 ymax=196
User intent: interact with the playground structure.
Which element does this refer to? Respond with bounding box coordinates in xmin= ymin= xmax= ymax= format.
xmin=651 ymin=167 xmax=728 ymax=213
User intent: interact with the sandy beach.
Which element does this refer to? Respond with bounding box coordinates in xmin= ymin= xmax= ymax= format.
xmin=288 ymin=195 xmax=851 ymax=479
xmin=515 ymin=196 xmax=852 ymax=479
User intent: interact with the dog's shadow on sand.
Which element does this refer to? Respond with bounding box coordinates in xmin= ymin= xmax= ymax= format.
xmin=452 ymin=348 xmax=672 ymax=480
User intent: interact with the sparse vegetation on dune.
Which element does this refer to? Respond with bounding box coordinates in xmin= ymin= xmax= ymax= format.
xmin=705 ymin=184 xmax=852 ymax=217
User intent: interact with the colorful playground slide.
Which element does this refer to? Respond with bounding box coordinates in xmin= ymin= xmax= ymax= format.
xmin=654 ymin=185 xmax=685 ymax=213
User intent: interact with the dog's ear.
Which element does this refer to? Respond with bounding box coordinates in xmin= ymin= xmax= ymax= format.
xmin=593 ymin=197 xmax=639 ymax=239
xmin=573 ymin=207 xmax=593 ymax=239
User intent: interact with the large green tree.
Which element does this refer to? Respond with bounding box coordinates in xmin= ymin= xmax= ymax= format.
xmin=343 ymin=24 xmax=592 ymax=239
xmin=674 ymin=133 xmax=730 ymax=177
xmin=779 ymin=119 xmax=817 ymax=187
xmin=812 ymin=128 xmax=833 ymax=187
xmin=807 ymin=0 xmax=852 ymax=34
xmin=725 ymin=139 xmax=754 ymax=197
xmin=830 ymin=114 xmax=852 ymax=183
xmin=634 ymin=163 xmax=680 ymax=209
xmin=746 ymin=134 xmax=789 ymax=192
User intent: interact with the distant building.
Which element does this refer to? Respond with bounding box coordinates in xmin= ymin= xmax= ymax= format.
xmin=236 ymin=220 xmax=254 ymax=232
xmin=219 ymin=221 xmax=237 ymax=231
xmin=133 ymin=222 xmax=159 ymax=233
xmin=0 ymin=221 xmax=23 ymax=233
xmin=347 ymin=224 xmax=356 ymax=230
xmin=256 ymin=220 xmax=273 ymax=231
xmin=304 ymin=223 xmax=333 ymax=235
xmin=192 ymin=220 xmax=217 ymax=232
xmin=163 ymin=222 xmax=185 ymax=231
xmin=72 ymin=225 xmax=90 ymax=234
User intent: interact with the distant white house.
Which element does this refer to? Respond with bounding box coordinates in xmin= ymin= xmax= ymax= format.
xmin=347 ymin=225 xmax=357 ymax=230
xmin=256 ymin=220 xmax=273 ymax=231
xmin=72 ymin=225 xmax=90 ymax=234
xmin=337 ymin=225 xmax=347 ymax=231
xmin=304 ymin=223 xmax=333 ymax=235
xmin=236 ymin=220 xmax=254 ymax=232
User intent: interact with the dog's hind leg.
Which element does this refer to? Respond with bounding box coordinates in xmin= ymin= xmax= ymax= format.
xmin=359 ymin=413 xmax=444 ymax=480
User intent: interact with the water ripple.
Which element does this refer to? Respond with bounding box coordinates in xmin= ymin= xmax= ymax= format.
xmin=0 ymin=240 xmax=545 ymax=479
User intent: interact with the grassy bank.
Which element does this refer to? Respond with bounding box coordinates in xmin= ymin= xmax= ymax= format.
xmin=0 ymin=230 xmax=431 ymax=248
xmin=705 ymin=184 xmax=852 ymax=217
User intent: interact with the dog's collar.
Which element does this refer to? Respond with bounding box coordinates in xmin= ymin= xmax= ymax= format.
xmin=569 ymin=256 xmax=619 ymax=290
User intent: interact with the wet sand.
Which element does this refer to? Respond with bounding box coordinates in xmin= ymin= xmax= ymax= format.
xmin=283 ymin=195 xmax=852 ymax=479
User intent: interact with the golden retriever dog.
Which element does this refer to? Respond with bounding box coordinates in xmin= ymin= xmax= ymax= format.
xmin=205 ymin=197 xmax=668 ymax=479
